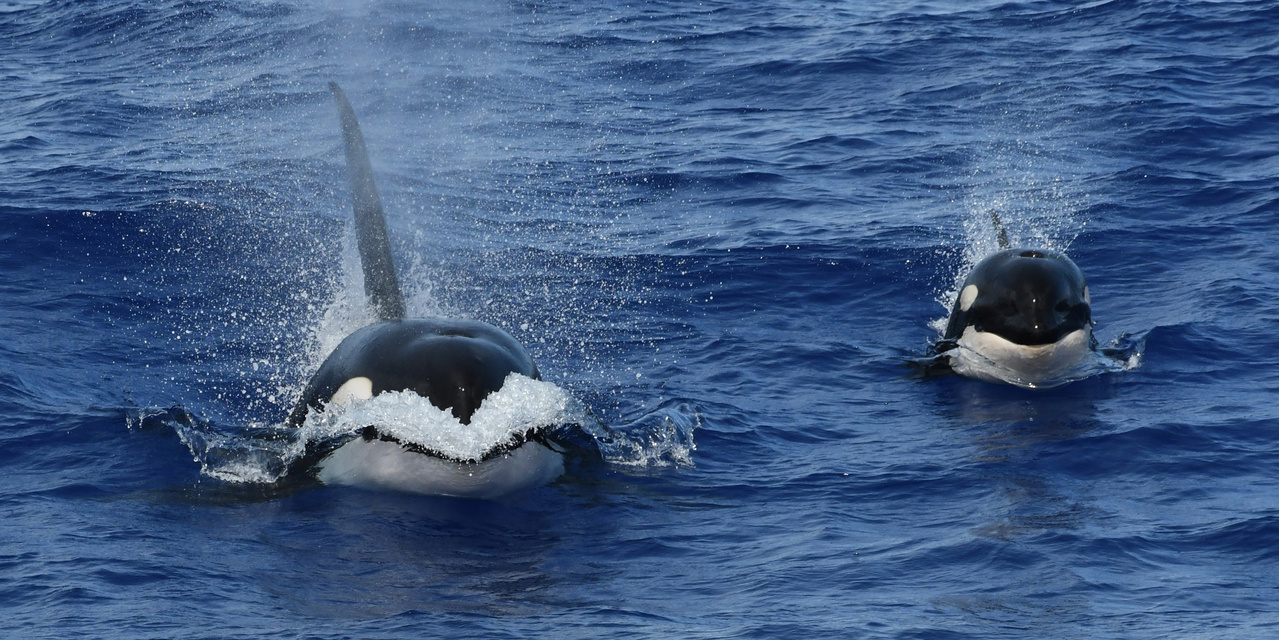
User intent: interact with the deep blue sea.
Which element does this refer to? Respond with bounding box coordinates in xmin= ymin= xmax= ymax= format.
xmin=3 ymin=0 xmax=1279 ymax=637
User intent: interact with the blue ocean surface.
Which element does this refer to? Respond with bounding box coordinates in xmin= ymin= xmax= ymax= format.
xmin=2 ymin=0 xmax=1278 ymax=637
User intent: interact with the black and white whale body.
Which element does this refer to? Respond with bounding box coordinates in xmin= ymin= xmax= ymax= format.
xmin=289 ymin=83 xmax=563 ymax=497
xmin=932 ymin=216 xmax=1097 ymax=387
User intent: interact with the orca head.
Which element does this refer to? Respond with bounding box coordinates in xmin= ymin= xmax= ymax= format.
xmin=947 ymin=248 xmax=1091 ymax=347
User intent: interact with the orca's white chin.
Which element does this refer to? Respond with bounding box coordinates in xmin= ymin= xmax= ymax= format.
xmin=950 ymin=327 xmax=1092 ymax=388
xmin=316 ymin=439 xmax=564 ymax=499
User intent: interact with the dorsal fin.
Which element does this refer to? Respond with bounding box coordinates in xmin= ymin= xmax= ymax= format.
xmin=989 ymin=210 xmax=1012 ymax=250
xmin=329 ymin=82 xmax=406 ymax=321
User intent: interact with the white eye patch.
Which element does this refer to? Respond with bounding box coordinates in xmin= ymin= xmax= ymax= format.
xmin=959 ymin=284 xmax=979 ymax=312
xmin=331 ymin=377 xmax=374 ymax=406
xmin=1083 ymin=286 xmax=1090 ymax=304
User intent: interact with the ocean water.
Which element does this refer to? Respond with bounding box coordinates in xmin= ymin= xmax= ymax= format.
xmin=3 ymin=0 xmax=1278 ymax=637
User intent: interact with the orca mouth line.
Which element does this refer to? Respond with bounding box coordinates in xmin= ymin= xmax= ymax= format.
xmin=356 ymin=425 xmax=565 ymax=463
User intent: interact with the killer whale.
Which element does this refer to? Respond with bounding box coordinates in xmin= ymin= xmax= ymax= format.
xmin=288 ymin=83 xmax=563 ymax=496
xmin=931 ymin=212 xmax=1096 ymax=388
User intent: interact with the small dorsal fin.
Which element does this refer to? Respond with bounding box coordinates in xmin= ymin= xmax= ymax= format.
xmin=329 ymin=82 xmax=406 ymax=321
xmin=989 ymin=211 xmax=1012 ymax=250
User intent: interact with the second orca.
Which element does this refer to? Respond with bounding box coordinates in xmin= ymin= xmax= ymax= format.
xmin=931 ymin=214 xmax=1096 ymax=388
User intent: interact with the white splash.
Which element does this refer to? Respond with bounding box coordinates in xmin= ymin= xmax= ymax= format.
xmin=588 ymin=400 xmax=699 ymax=468
xmin=154 ymin=361 xmax=693 ymax=489
xmin=296 ymin=372 xmax=579 ymax=497
xmin=301 ymin=372 xmax=581 ymax=463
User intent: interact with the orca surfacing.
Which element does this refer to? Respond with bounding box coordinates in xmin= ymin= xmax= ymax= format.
xmin=289 ymin=83 xmax=563 ymax=497
xmin=931 ymin=213 xmax=1096 ymax=388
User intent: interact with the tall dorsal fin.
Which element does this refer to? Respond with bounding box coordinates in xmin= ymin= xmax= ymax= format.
xmin=329 ymin=82 xmax=406 ymax=321
xmin=989 ymin=211 xmax=1012 ymax=250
